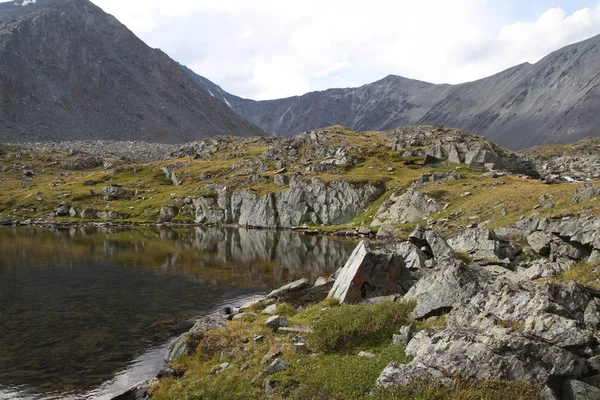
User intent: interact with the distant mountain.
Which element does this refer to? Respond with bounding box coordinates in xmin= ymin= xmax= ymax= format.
xmin=0 ymin=0 xmax=264 ymax=143
xmin=186 ymin=35 xmax=600 ymax=150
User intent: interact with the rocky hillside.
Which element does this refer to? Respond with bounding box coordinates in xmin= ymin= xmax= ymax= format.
xmin=188 ymin=35 xmax=600 ymax=149
xmin=3 ymin=125 xmax=600 ymax=399
xmin=0 ymin=0 xmax=263 ymax=143
xmin=1 ymin=125 xmax=597 ymax=238
xmin=520 ymin=136 xmax=600 ymax=182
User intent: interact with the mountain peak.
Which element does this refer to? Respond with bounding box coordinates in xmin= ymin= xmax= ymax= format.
xmin=0 ymin=0 xmax=264 ymax=142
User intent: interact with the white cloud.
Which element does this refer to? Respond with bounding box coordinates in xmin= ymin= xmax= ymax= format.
xmin=90 ymin=0 xmax=600 ymax=99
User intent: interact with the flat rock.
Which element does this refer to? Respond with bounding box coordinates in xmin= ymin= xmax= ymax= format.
xmin=267 ymin=279 xmax=309 ymax=300
xmin=376 ymin=361 xmax=450 ymax=387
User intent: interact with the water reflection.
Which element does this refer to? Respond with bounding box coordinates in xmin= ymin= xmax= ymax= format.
xmin=0 ymin=226 xmax=356 ymax=399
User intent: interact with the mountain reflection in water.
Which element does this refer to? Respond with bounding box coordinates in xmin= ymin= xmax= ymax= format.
xmin=0 ymin=226 xmax=356 ymax=399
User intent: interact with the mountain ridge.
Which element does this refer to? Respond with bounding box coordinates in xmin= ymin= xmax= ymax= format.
xmin=0 ymin=0 xmax=264 ymax=143
xmin=187 ymin=34 xmax=600 ymax=149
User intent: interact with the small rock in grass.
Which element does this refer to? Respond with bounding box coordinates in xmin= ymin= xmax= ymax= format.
xmin=213 ymin=362 xmax=230 ymax=375
xmin=358 ymin=351 xmax=375 ymax=358
xmin=264 ymin=358 xmax=288 ymax=375
xmin=262 ymin=304 xmax=278 ymax=315
xmin=262 ymin=344 xmax=282 ymax=363
xmin=253 ymin=335 xmax=265 ymax=343
xmin=265 ymin=315 xmax=288 ymax=332
xmin=294 ymin=342 xmax=310 ymax=354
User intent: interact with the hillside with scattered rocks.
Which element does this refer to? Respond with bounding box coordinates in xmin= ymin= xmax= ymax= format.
xmin=2 ymin=126 xmax=600 ymax=400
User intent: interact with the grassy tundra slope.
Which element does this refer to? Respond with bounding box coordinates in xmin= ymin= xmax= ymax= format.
xmin=0 ymin=125 xmax=598 ymax=238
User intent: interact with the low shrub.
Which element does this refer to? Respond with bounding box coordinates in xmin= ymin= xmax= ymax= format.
xmin=310 ymin=300 xmax=414 ymax=353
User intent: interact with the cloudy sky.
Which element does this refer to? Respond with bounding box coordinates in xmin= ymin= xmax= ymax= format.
xmin=88 ymin=0 xmax=600 ymax=100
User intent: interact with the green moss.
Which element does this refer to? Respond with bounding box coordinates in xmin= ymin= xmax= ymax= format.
xmin=455 ymin=251 xmax=473 ymax=264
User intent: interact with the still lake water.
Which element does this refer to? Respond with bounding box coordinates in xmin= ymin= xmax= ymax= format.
xmin=0 ymin=226 xmax=356 ymax=400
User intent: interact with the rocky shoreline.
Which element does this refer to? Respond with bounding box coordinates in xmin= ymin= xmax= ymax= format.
xmin=118 ymin=213 xmax=600 ymax=399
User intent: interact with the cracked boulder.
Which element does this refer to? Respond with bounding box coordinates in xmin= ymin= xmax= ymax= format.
xmin=448 ymin=228 xmax=518 ymax=266
xmin=402 ymin=256 xmax=492 ymax=319
xmin=328 ymin=241 xmax=418 ymax=303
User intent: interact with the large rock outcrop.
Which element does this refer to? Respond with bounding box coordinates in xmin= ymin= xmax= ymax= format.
xmin=328 ymin=241 xmax=423 ymax=303
xmin=194 ymin=179 xmax=383 ymax=229
xmin=516 ymin=216 xmax=600 ymax=262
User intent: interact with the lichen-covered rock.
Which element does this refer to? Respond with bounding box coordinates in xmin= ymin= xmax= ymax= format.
xmin=573 ymin=183 xmax=600 ymax=204
xmin=328 ymin=241 xmax=417 ymax=303
xmin=403 ymin=257 xmax=492 ymax=319
xmin=520 ymin=259 xmax=568 ymax=280
xmin=60 ymin=156 xmax=103 ymax=171
xmin=376 ymin=361 xmax=451 ymax=387
xmin=448 ymin=228 xmax=517 ymax=266
xmin=101 ymin=185 xmax=133 ymax=201
xmin=446 ymin=280 xmax=594 ymax=348
xmin=54 ymin=203 xmax=71 ymax=216
xmin=387 ymin=127 xmax=539 ymax=177
xmin=80 ymin=208 xmax=98 ymax=219
xmin=404 ymin=329 xmax=585 ymax=384
xmin=563 ymin=379 xmax=600 ymax=400
xmin=516 ymin=216 xmax=600 ymax=262
xmin=527 ymin=231 xmax=554 ymax=256
xmin=164 ymin=315 xmax=226 ymax=365
xmin=372 ymin=189 xmax=442 ymax=236
xmin=393 ymin=324 xmax=417 ymax=345
xmin=159 ymin=206 xmax=178 ymax=222
xmin=98 ymin=211 xmax=129 ymax=220
xmin=265 ymin=316 xmax=288 ymax=332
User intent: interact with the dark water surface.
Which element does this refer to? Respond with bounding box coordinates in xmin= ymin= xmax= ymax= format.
xmin=0 ymin=226 xmax=356 ymax=399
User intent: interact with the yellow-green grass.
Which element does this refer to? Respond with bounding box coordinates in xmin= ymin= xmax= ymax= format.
xmin=151 ymin=299 xmax=539 ymax=400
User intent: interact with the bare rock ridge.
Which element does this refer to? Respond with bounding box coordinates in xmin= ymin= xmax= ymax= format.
xmin=187 ymin=34 xmax=600 ymax=150
xmin=0 ymin=0 xmax=264 ymax=142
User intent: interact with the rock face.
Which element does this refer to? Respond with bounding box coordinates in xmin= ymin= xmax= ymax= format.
xmin=0 ymin=0 xmax=263 ymax=143
xmin=404 ymin=329 xmax=585 ymax=384
xmin=328 ymin=241 xmax=418 ymax=303
xmin=372 ymin=189 xmax=442 ymax=237
xmin=381 ymin=280 xmax=597 ymax=393
xmin=187 ymin=34 xmax=600 ymax=149
xmin=403 ymin=256 xmax=490 ymax=319
xmin=516 ymin=216 xmax=600 ymax=262
xmin=522 ymin=137 xmax=600 ymax=181
xmin=194 ymin=179 xmax=383 ymax=229
xmin=448 ymin=228 xmax=518 ymax=266
xmin=386 ymin=127 xmax=538 ymax=176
